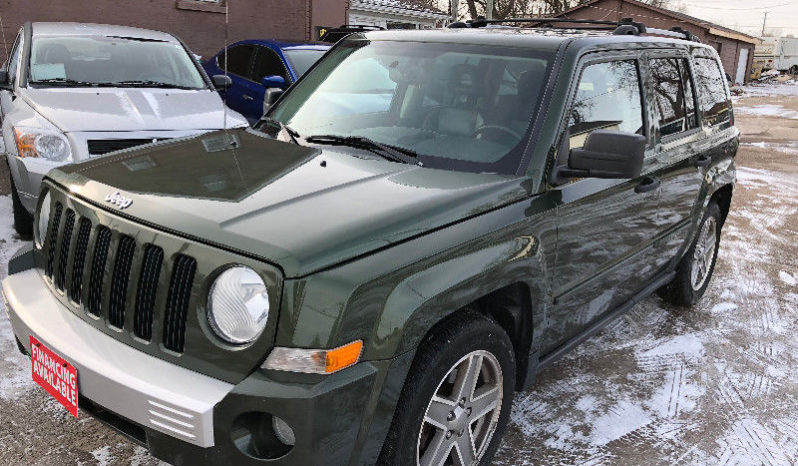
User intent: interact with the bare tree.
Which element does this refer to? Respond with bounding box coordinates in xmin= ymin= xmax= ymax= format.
xmin=455 ymin=0 xmax=679 ymax=20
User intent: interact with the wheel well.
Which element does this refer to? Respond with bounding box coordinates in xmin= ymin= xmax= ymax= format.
xmin=711 ymin=184 xmax=734 ymax=226
xmin=421 ymin=283 xmax=534 ymax=391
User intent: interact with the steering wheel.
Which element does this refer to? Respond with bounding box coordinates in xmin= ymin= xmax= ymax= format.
xmin=473 ymin=125 xmax=522 ymax=142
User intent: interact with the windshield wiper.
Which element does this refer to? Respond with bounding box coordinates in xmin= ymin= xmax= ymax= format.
xmin=30 ymin=78 xmax=99 ymax=87
xmin=111 ymin=80 xmax=197 ymax=89
xmin=305 ymin=134 xmax=422 ymax=166
xmin=258 ymin=116 xmax=301 ymax=145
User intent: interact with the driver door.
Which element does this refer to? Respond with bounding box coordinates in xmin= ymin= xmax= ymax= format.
xmin=542 ymin=56 xmax=663 ymax=354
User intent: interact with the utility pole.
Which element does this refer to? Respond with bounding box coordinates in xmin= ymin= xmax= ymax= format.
xmin=486 ymin=0 xmax=495 ymax=19
xmin=762 ymin=11 xmax=768 ymax=36
xmin=451 ymin=0 xmax=460 ymax=22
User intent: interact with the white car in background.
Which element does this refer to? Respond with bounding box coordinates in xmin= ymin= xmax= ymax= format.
xmin=0 ymin=22 xmax=247 ymax=235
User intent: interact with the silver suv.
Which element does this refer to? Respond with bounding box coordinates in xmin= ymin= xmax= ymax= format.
xmin=0 ymin=22 xmax=248 ymax=235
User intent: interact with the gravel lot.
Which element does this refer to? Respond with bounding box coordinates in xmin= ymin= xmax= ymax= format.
xmin=1 ymin=82 xmax=797 ymax=465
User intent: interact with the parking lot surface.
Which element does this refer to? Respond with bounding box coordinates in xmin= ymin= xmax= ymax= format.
xmin=1 ymin=83 xmax=797 ymax=465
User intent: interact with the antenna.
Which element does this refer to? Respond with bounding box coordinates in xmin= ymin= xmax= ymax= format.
xmin=223 ymin=1 xmax=229 ymax=130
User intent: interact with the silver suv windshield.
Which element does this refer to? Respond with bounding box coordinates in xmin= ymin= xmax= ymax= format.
xmin=29 ymin=36 xmax=207 ymax=89
xmin=270 ymin=38 xmax=552 ymax=174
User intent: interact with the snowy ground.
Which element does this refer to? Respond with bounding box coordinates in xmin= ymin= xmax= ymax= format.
xmin=0 ymin=82 xmax=797 ymax=465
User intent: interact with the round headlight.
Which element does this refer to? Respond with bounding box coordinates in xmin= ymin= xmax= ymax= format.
xmin=36 ymin=190 xmax=52 ymax=248
xmin=35 ymin=133 xmax=70 ymax=161
xmin=208 ymin=266 xmax=270 ymax=344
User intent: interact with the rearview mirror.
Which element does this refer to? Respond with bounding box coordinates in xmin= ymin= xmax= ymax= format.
xmin=561 ymin=130 xmax=646 ymax=179
xmin=261 ymin=75 xmax=286 ymax=89
xmin=212 ymin=74 xmax=232 ymax=91
xmin=262 ymin=88 xmax=284 ymax=115
xmin=0 ymin=70 xmax=10 ymax=90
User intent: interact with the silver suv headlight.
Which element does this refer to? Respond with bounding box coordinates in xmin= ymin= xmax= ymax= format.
xmin=13 ymin=127 xmax=72 ymax=162
xmin=207 ymin=266 xmax=270 ymax=344
xmin=35 ymin=190 xmax=52 ymax=248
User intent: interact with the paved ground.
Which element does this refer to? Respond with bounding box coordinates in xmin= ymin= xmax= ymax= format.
xmin=0 ymin=82 xmax=797 ymax=465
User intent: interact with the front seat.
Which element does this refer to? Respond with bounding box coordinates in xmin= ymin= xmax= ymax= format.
xmin=423 ymin=64 xmax=485 ymax=137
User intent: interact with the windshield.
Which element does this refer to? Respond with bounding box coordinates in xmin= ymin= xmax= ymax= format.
xmin=29 ymin=36 xmax=207 ymax=89
xmin=284 ymin=49 xmax=327 ymax=76
xmin=270 ymin=38 xmax=552 ymax=174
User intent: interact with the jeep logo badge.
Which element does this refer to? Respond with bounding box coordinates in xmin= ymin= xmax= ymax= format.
xmin=105 ymin=191 xmax=133 ymax=210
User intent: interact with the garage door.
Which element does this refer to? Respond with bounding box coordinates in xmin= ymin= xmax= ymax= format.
xmin=736 ymin=47 xmax=749 ymax=84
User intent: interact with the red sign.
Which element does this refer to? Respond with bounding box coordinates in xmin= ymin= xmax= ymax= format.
xmin=30 ymin=336 xmax=79 ymax=418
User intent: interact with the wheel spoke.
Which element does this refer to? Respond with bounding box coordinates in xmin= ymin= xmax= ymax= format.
xmin=453 ymin=355 xmax=482 ymax=403
xmin=469 ymin=386 xmax=500 ymax=422
xmin=425 ymin=396 xmax=455 ymax=431
xmin=420 ymin=430 xmax=454 ymax=466
xmin=452 ymin=429 xmax=477 ymax=466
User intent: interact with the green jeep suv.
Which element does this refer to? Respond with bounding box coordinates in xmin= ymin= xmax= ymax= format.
xmin=3 ymin=18 xmax=737 ymax=466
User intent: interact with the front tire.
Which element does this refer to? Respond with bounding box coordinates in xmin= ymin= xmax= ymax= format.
xmin=379 ymin=312 xmax=515 ymax=466
xmin=9 ymin=171 xmax=33 ymax=238
xmin=659 ymin=201 xmax=722 ymax=307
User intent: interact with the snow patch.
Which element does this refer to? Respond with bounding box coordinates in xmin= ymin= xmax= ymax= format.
xmin=640 ymin=334 xmax=704 ymax=359
xmin=90 ymin=446 xmax=116 ymax=466
xmin=779 ymin=271 xmax=797 ymax=286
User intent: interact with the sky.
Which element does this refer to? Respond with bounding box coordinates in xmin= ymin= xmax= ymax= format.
xmin=679 ymin=0 xmax=798 ymax=38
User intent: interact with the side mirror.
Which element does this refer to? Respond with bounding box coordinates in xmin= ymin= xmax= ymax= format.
xmin=262 ymin=88 xmax=284 ymax=115
xmin=0 ymin=70 xmax=10 ymax=90
xmin=212 ymin=74 xmax=232 ymax=91
xmin=561 ymin=130 xmax=646 ymax=179
xmin=261 ymin=75 xmax=286 ymax=89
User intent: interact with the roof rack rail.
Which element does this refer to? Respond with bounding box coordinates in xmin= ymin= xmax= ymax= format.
xmin=449 ymin=17 xmax=647 ymax=35
xmin=448 ymin=17 xmax=702 ymax=42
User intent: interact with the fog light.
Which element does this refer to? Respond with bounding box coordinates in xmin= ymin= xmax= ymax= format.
xmin=272 ymin=416 xmax=295 ymax=446
xmin=230 ymin=412 xmax=294 ymax=460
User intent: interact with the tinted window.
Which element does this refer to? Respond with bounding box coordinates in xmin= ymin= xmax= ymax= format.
xmin=650 ymin=58 xmax=698 ymax=137
xmin=568 ymin=60 xmax=644 ymax=149
xmin=252 ymin=47 xmax=288 ymax=82
xmin=221 ymin=45 xmax=255 ymax=79
xmin=693 ymin=56 xmax=731 ymax=126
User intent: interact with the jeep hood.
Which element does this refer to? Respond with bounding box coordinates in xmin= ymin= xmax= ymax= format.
xmin=21 ymin=87 xmax=248 ymax=132
xmin=50 ymin=129 xmax=530 ymax=277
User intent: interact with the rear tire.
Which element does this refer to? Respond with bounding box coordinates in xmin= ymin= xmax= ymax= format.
xmin=659 ymin=201 xmax=721 ymax=307
xmin=10 ymin=172 xmax=33 ymax=238
xmin=790 ymin=65 xmax=798 ymax=75
xmin=378 ymin=311 xmax=515 ymax=466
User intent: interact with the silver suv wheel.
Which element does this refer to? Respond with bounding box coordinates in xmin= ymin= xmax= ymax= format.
xmin=417 ymin=350 xmax=503 ymax=466
xmin=690 ymin=215 xmax=717 ymax=291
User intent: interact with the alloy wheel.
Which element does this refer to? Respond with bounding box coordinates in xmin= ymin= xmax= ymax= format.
xmin=690 ymin=216 xmax=717 ymax=291
xmin=416 ymin=350 xmax=503 ymax=466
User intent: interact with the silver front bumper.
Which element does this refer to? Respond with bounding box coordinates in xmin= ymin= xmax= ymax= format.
xmin=2 ymin=269 xmax=233 ymax=448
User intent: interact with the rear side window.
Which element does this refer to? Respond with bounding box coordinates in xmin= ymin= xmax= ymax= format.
xmin=693 ymin=56 xmax=731 ymax=126
xmin=219 ymin=45 xmax=255 ymax=79
xmin=568 ymin=60 xmax=644 ymax=149
xmin=649 ymin=57 xmax=699 ymax=137
xmin=252 ymin=46 xmax=288 ymax=82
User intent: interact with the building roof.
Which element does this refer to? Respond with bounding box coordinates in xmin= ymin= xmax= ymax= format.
xmin=350 ymin=0 xmax=450 ymax=20
xmin=31 ymin=22 xmax=177 ymax=43
xmin=553 ymin=0 xmax=759 ymax=44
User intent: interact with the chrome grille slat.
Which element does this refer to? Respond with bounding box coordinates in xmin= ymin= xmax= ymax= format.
xmin=163 ymin=255 xmax=196 ymax=353
xmin=45 ymin=203 xmax=63 ymax=278
xmin=55 ymin=209 xmax=75 ymax=291
xmin=87 ymin=226 xmax=112 ymax=317
xmin=109 ymin=235 xmax=136 ymax=328
xmin=134 ymin=245 xmax=164 ymax=341
xmin=70 ymin=218 xmax=93 ymax=303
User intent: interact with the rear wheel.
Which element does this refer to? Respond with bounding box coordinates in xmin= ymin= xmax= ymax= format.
xmin=379 ymin=312 xmax=515 ymax=466
xmin=659 ymin=201 xmax=721 ymax=307
xmin=9 ymin=171 xmax=33 ymax=238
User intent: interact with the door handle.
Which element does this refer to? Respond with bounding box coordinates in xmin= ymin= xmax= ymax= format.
xmin=694 ymin=155 xmax=711 ymax=168
xmin=635 ymin=176 xmax=660 ymax=194
xmin=242 ymin=95 xmax=254 ymax=101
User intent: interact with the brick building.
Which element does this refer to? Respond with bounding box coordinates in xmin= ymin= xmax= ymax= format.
xmin=552 ymin=0 xmax=760 ymax=84
xmin=0 ymin=0 xmax=348 ymax=62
